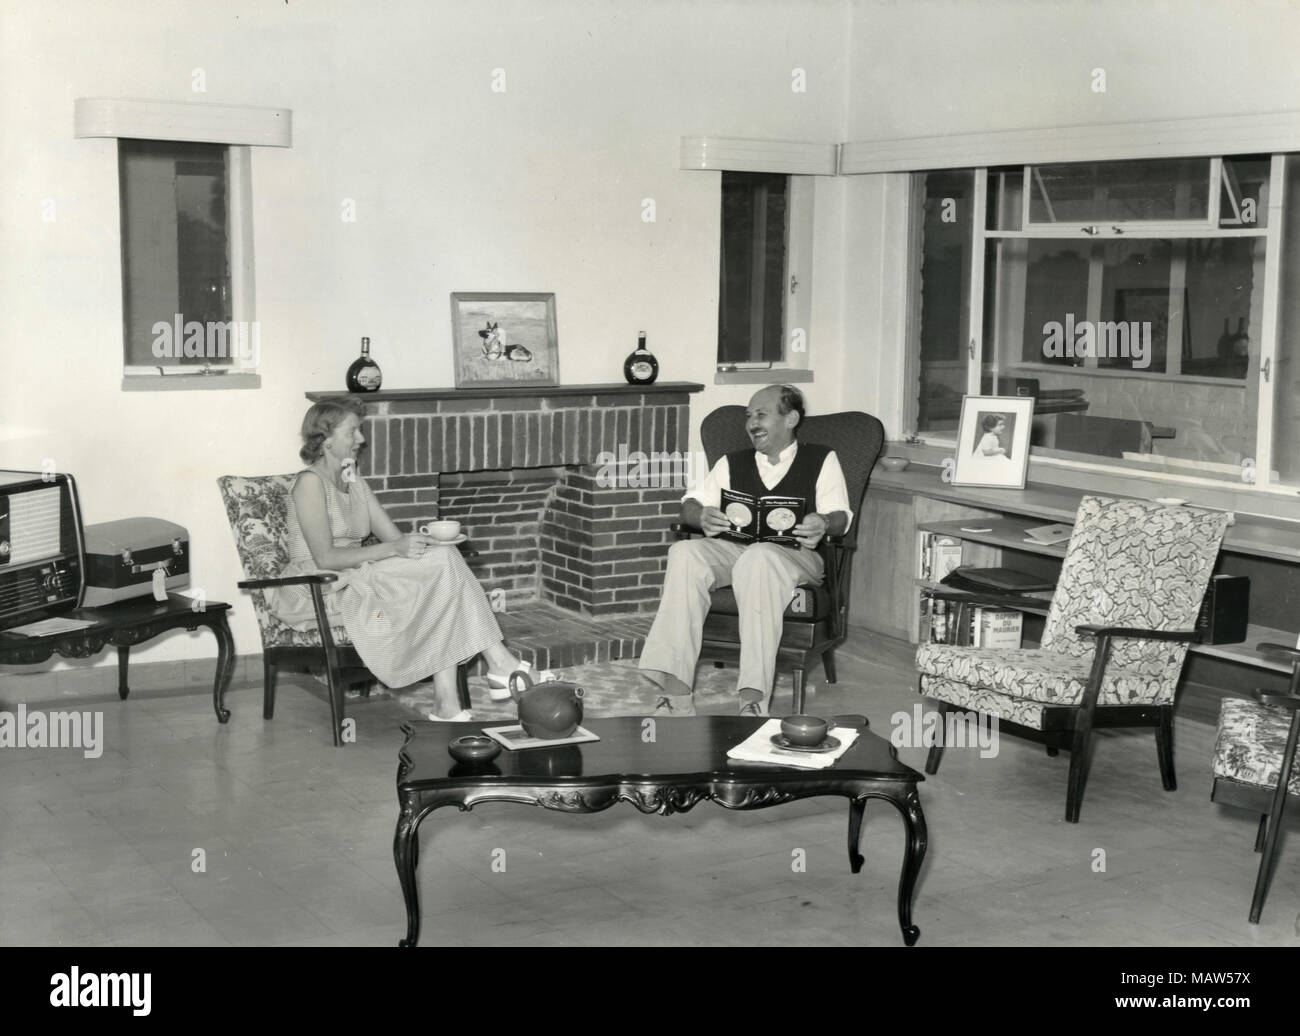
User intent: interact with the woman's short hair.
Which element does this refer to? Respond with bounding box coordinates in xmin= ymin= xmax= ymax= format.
xmin=981 ymin=413 xmax=1005 ymax=433
xmin=299 ymin=397 xmax=367 ymax=464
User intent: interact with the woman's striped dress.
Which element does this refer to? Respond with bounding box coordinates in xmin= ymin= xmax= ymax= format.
xmin=273 ymin=470 xmax=503 ymax=686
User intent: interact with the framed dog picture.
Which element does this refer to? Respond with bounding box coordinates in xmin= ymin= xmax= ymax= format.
xmin=952 ymin=395 xmax=1034 ymax=489
xmin=450 ymin=292 xmax=559 ymax=388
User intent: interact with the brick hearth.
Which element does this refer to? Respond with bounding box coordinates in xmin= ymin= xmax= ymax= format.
xmin=307 ymin=383 xmax=704 ymax=617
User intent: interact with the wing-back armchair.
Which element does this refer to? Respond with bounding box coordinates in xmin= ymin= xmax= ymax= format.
xmin=679 ymin=406 xmax=885 ymax=714
xmin=218 ymin=474 xmax=469 ymax=746
xmin=1211 ymin=643 xmax=1300 ymax=923
xmin=917 ymin=496 xmax=1229 ymax=821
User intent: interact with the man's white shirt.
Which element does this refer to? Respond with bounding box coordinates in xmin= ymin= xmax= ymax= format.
xmin=683 ymin=440 xmax=853 ymax=531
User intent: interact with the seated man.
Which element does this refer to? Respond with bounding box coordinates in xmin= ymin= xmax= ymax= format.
xmin=638 ymin=385 xmax=851 ymax=717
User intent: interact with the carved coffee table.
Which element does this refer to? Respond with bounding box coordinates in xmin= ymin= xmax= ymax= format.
xmin=393 ymin=715 xmax=927 ymax=947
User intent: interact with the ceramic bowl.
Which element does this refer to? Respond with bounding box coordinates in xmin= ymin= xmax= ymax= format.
xmin=880 ymin=457 xmax=910 ymax=472
xmin=780 ymin=714 xmax=830 ymax=747
xmin=426 ymin=519 xmax=462 ymax=542
xmin=447 ymin=734 xmax=502 ymax=765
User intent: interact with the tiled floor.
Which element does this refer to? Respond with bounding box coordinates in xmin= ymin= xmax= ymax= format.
xmin=1 ymin=632 xmax=1296 ymax=946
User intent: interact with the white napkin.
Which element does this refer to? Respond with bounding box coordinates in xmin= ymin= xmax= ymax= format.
xmin=727 ymin=719 xmax=859 ymax=770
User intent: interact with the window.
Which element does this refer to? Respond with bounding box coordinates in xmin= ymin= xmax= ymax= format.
xmin=716 ymin=171 xmax=813 ymax=378
xmin=119 ymin=139 xmax=256 ymax=378
xmin=911 ymin=154 xmax=1300 ymax=490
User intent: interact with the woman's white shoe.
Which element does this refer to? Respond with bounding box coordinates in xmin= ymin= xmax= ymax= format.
xmin=486 ymin=659 xmax=531 ymax=701
xmin=427 ymin=709 xmax=473 ymax=722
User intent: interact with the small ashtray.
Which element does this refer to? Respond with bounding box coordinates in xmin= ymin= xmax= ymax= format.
xmin=880 ymin=457 xmax=910 ymax=472
xmin=447 ymin=735 xmax=502 ymax=765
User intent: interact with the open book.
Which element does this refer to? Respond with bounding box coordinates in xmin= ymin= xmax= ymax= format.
xmin=719 ymin=489 xmax=806 ymax=546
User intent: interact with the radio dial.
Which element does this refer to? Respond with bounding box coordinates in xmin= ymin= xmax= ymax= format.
xmin=0 ymin=540 xmax=8 ymax=557
xmin=42 ymin=564 xmax=68 ymax=595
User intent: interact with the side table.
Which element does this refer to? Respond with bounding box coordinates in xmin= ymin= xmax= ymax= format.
xmin=0 ymin=595 xmax=236 ymax=722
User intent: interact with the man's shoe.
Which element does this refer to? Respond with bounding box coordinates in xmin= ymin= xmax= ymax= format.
xmin=652 ymin=694 xmax=696 ymax=718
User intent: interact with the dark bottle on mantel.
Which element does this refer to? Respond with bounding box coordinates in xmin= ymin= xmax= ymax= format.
xmin=346 ymin=336 xmax=383 ymax=392
xmin=623 ymin=332 xmax=659 ymax=385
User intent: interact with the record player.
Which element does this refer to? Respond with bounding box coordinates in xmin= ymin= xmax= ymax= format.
xmin=83 ymin=517 xmax=190 ymax=607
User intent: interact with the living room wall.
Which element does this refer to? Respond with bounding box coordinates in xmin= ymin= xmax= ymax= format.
xmin=841 ymin=0 xmax=1300 ymax=436
xmin=0 ymin=0 xmax=853 ymax=664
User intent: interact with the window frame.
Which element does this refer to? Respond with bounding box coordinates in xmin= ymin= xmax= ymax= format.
xmin=74 ymin=98 xmax=289 ymax=391
xmin=713 ymin=172 xmax=815 ymax=384
xmin=910 ymin=154 xmax=1291 ymax=496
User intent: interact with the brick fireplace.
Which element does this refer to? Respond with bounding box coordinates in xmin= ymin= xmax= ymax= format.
xmin=306 ymin=383 xmax=704 ymax=616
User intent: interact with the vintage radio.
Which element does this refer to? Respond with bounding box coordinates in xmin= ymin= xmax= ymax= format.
xmin=0 ymin=470 xmax=86 ymax=630
xmin=83 ymin=518 xmax=190 ymax=607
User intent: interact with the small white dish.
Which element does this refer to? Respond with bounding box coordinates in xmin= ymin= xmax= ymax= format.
xmin=425 ymin=533 xmax=468 ymax=546
xmin=1154 ymin=497 xmax=1187 ymax=506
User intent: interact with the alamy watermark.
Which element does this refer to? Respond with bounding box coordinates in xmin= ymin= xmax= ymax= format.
xmin=1042 ymin=314 xmax=1151 ymax=369
xmin=594 ymin=445 xmax=707 ymax=489
xmin=0 ymin=705 xmax=103 ymax=759
xmin=891 ymin=704 xmax=999 ymax=758
xmin=151 ymin=314 xmax=260 ymax=368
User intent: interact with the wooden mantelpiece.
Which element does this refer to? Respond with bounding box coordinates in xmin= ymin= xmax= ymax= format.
xmin=307 ymin=382 xmax=705 ymax=406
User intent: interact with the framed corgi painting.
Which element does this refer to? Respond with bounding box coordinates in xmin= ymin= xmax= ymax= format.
xmin=450 ymin=292 xmax=559 ymax=389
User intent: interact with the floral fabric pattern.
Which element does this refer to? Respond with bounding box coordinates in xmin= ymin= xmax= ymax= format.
xmin=917 ymin=496 xmax=1228 ymax=718
xmin=1213 ymin=696 xmax=1300 ymax=796
xmin=217 ymin=474 xmax=351 ymax=650
xmin=917 ymin=642 xmax=1176 ymax=707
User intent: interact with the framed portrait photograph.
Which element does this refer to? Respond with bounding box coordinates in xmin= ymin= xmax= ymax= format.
xmin=450 ymin=292 xmax=559 ymax=388
xmin=952 ymin=395 xmax=1035 ymax=489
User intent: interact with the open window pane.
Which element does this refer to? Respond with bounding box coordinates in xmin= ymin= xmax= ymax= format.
xmin=718 ymin=171 xmax=787 ymax=364
xmin=119 ymin=139 xmax=232 ymax=368
xmin=1273 ymin=156 xmax=1300 ymax=486
xmin=1028 ymin=158 xmax=1211 ymax=225
xmin=916 ymin=170 xmax=974 ymax=433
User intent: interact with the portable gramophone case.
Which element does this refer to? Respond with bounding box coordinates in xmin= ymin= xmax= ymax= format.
xmin=83 ymin=518 xmax=190 ymax=606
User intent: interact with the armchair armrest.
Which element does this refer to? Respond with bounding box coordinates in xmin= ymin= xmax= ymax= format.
xmin=1253 ymin=690 xmax=1300 ymax=710
xmin=1258 ymin=642 xmax=1300 ymax=665
xmin=923 ymin=587 xmax=1054 ymax=614
xmin=1074 ymin=624 xmax=1200 ymax=644
xmin=239 ymin=573 xmax=340 ymax=590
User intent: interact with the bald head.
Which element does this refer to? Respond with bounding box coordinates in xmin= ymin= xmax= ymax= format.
xmin=746 ymin=385 xmax=803 ymax=461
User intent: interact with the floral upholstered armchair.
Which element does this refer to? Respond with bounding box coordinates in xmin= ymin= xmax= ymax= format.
xmin=218 ymin=474 xmax=363 ymax=746
xmin=916 ymin=496 xmax=1229 ymax=822
xmin=1211 ymin=644 xmax=1300 ymax=923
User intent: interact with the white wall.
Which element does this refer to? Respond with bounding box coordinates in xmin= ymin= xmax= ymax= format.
xmin=840 ymin=0 xmax=1300 ymax=434
xmin=0 ymin=0 xmax=853 ymax=663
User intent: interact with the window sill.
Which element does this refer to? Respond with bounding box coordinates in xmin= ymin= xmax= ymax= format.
xmin=714 ymin=368 xmax=813 ymax=386
xmin=122 ymin=373 xmax=262 ymax=392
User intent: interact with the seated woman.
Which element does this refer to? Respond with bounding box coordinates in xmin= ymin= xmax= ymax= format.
xmin=271 ymin=397 xmax=522 ymax=720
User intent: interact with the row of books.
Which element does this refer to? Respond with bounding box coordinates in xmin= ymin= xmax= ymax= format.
xmin=920 ymin=596 xmax=1024 ymax=648
xmin=917 ymin=532 xmax=963 ymax=583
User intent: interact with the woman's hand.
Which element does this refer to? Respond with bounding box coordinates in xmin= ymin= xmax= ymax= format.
xmin=394 ymin=533 xmax=435 ymax=559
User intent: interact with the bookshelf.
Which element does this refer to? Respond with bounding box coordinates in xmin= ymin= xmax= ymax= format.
xmin=915 ymin=515 xmax=1294 ymax=673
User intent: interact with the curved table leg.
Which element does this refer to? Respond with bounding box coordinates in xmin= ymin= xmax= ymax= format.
xmin=117 ymin=645 xmax=130 ymax=700
xmin=847 ymin=797 xmax=866 ymax=874
xmin=894 ymin=786 xmax=928 ymax=946
xmin=209 ymin=613 xmax=235 ymax=723
xmin=394 ymin=806 xmax=422 ymax=947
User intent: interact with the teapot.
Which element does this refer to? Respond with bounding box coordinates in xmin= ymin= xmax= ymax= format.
xmin=508 ymin=669 xmax=585 ymax=739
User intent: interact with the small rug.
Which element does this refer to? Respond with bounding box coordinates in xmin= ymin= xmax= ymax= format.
xmin=386 ymin=658 xmax=802 ymax=721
